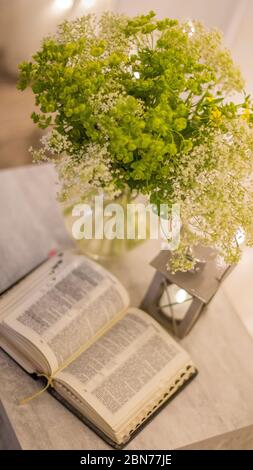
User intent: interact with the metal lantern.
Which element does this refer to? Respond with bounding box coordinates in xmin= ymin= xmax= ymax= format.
xmin=141 ymin=246 xmax=234 ymax=338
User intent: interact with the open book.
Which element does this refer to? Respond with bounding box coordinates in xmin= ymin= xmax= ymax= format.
xmin=0 ymin=251 xmax=197 ymax=448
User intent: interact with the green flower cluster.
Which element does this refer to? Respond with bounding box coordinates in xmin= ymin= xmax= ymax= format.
xmin=18 ymin=11 xmax=253 ymax=271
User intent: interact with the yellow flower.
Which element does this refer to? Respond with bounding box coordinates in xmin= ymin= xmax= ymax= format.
xmin=242 ymin=108 xmax=251 ymax=122
xmin=210 ymin=107 xmax=222 ymax=123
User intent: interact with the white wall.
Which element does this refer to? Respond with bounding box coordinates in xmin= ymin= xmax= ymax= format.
xmin=229 ymin=0 xmax=253 ymax=94
xmin=0 ymin=0 xmax=115 ymax=75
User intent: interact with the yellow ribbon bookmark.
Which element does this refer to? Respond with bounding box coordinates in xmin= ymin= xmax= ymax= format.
xmin=19 ymin=374 xmax=54 ymax=406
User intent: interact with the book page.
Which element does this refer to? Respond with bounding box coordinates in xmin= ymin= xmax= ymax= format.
xmin=1 ymin=252 xmax=129 ymax=373
xmin=55 ymin=308 xmax=191 ymax=429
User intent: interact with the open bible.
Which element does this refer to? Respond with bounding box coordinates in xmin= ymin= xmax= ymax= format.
xmin=0 ymin=251 xmax=197 ymax=448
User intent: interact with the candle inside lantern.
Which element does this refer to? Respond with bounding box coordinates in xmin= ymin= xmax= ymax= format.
xmin=159 ymin=284 xmax=193 ymax=321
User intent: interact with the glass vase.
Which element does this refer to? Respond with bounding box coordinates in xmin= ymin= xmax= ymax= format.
xmin=62 ymin=190 xmax=148 ymax=261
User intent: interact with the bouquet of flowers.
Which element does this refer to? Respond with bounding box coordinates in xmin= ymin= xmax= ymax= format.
xmin=18 ymin=11 xmax=253 ymax=271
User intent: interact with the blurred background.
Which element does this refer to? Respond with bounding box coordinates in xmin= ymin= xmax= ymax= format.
xmin=0 ymin=0 xmax=252 ymax=169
